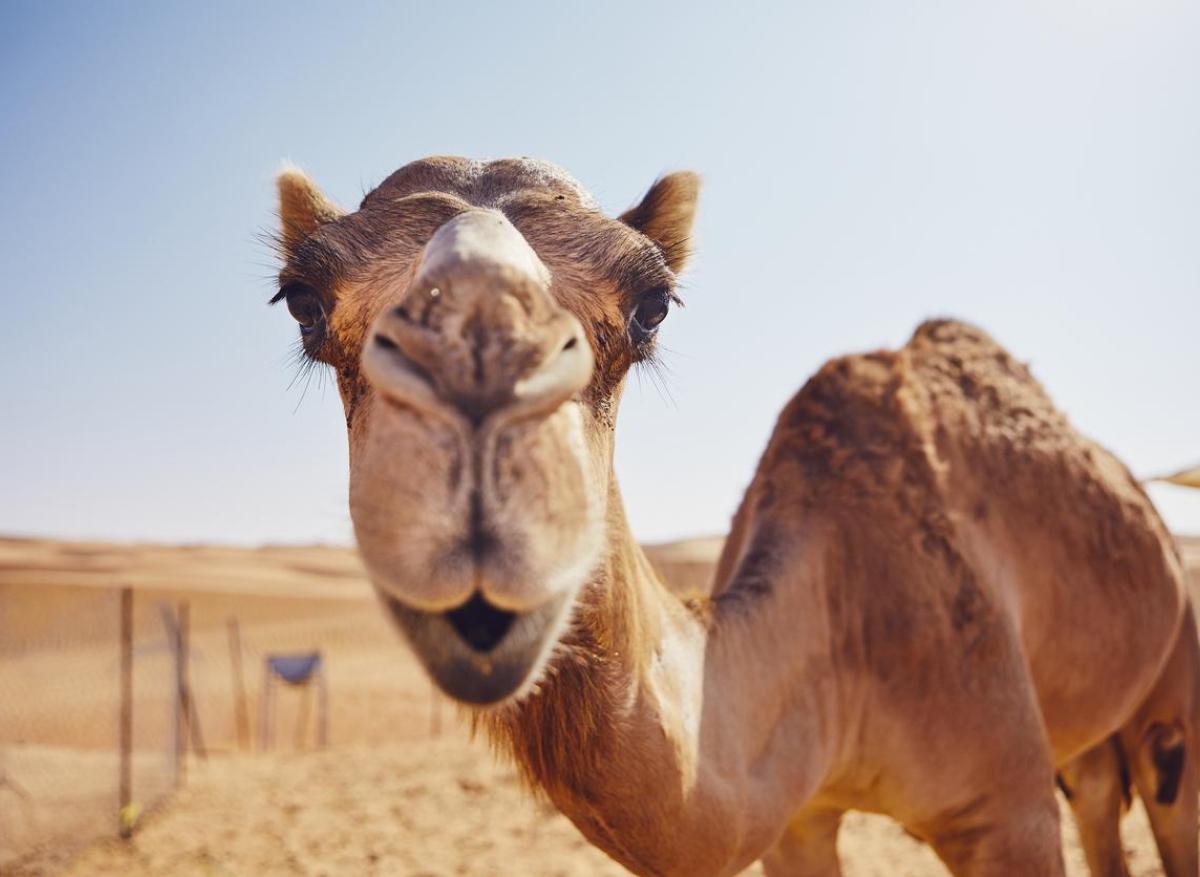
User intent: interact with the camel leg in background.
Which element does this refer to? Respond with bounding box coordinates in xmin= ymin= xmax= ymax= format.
xmin=1121 ymin=719 xmax=1199 ymax=877
xmin=761 ymin=807 xmax=844 ymax=877
xmin=1058 ymin=737 xmax=1131 ymax=877
xmin=1120 ymin=605 xmax=1200 ymax=877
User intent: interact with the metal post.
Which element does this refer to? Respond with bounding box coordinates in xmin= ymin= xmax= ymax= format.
xmin=118 ymin=587 xmax=133 ymax=838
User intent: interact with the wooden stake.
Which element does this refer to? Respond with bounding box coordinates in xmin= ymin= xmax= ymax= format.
xmin=118 ymin=587 xmax=133 ymax=838
xmin=176 ymin=602 xmax=206 ymax=760
xmin=176 ymin=601 xmax=189 ymax=784
xmin=259 ymin=661 xmax=272 ymax=752
xmin=317 ymin=663 xmax=329 ymax=748
xmin=227 ymin=618 xmax=250 ymax=750
xmin=158 ymin=603 xmax=183 ymax=788
xmin=294 ymin=681 xmax=312 ymax=750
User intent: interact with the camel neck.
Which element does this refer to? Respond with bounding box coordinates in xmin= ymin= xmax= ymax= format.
xmin=483 ymin=491 xmax=698 ymax=779
xmin=483 ymin=486 xmax=838 ymax=875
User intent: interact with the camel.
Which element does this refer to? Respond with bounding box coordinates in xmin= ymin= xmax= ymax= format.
xmin=270 ymin=156 xmax=1194 ymax=876
xmin=1058 ymin=600 xmax=1200 ymax=876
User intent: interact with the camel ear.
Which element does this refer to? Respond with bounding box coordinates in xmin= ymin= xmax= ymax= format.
xmin=619 ymin=171 xmax=701 ymax=274
xmin=277 ymin=165 xmax=344 ymax=258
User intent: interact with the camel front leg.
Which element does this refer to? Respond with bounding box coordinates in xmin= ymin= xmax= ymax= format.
xmin=927 ymin=790 xmax=1066 ymax=877
xmin=760 ymin=807 xmax=844 ymax=877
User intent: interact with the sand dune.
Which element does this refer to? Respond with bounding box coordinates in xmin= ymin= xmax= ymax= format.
xmin=2 ymin=535 xmax=1197 ymax=875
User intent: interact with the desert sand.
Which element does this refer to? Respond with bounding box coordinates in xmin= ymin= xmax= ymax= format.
xmin=2 ymin=535 xmax=1198 ymax=876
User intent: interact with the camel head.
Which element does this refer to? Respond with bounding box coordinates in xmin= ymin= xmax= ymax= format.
xmin=273 ymin=157 xmax=699 ymax=705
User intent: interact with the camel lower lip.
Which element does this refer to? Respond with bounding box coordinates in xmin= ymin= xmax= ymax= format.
xmin=380 ymin=589 xmax=570 ymax=705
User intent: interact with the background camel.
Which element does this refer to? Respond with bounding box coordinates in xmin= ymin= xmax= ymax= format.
xmin=272 ymin=156 xmax=1194 ymax=876
xmin=1059 ymin=603 xmax=1200 ymax=876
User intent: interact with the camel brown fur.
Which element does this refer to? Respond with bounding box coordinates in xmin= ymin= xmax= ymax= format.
xmin=271 ymin=156 xmax=1192 ymax=876
xmin=1059 ymin=600 xmax=1200 ymax=876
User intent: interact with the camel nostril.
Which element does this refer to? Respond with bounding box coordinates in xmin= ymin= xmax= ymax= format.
xmin=561 ymin=337 xmax=577 ymax=352
xmin=444 ymin=592 xmax=516 ymax=653
xmin=371 ymin=333 xmax=439 ymax=393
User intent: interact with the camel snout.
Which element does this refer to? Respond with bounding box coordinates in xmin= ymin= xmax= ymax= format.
xmin=364 ymin=308 xmax=591 ymax=429
xmin=361 ymin=208 xmax=593 ymax=429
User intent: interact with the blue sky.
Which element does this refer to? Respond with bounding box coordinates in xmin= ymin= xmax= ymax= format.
xmin=1 ymin=1 xmax=1197 ymax=544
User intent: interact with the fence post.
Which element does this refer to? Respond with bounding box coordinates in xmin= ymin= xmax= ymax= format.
xmin=259 ymin=660 xmax=272 ymax=752
xmin=176 ymin=601 xmax=207 ymax=762
xmin=227 ymin=617 xmax=250 ymax=750
xmin=294 ymin=682 xmax=312 ymax=749
xmin=317 ymin=663 xmax=329 ymax=748
xmin=158 ymin=604 xmax=181 ymax=788
xmin=118 ymin=587 xmax=133 ymax=838
xmin=175 ymin=601 xmax=188 ymax=786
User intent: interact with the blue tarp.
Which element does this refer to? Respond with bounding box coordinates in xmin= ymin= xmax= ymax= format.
xmin=267 ymin=652 xmax=322 ymax=685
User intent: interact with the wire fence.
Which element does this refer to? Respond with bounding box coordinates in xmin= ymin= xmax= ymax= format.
xmin=0 ymin=578 xmax=452 ymax=874
xmin=0 ymin=586 xmax=174 ymax=872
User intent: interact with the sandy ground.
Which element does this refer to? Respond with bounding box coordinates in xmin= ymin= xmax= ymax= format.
xmin=20 ymin=739 xmax=1170 ymax=877
xmin=3 ymin=535 xmax=1199 ymax=875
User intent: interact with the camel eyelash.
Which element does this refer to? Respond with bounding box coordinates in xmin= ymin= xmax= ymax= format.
xmin=632 ymin=342 xmax=676 ymax=405
xmin=270 ymin=284 xmax=334 ymax=407
xmin=284 ymin=338 xmax=333 ymax=409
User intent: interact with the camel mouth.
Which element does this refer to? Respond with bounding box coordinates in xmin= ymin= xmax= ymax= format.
xmin=445 ymin=592 xmax=517 ymax=652
xmin=380 ymin=589 xmax=571 ymax=706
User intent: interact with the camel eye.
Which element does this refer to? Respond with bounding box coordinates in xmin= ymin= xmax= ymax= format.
xmin=283 ymin=284 xmax=325 ymax=337
xmin=630 ymin=288 xmax=671 ymax=343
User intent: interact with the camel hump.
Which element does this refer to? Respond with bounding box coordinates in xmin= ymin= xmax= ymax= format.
xmin=759 ymin=316 xmax=1086 ymax=526
xmin=765 ymin=342 xmax=941 ymax=512
xmin=899 ymin=318 xmax=1180 ymax=595
xmin=906 ymin=317 xmax=1044 ymax=399
xmin=909 ymin=317 xmax=1001 ymax=350
xmin=903 ymin=317 xmax=1072 ymax=448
